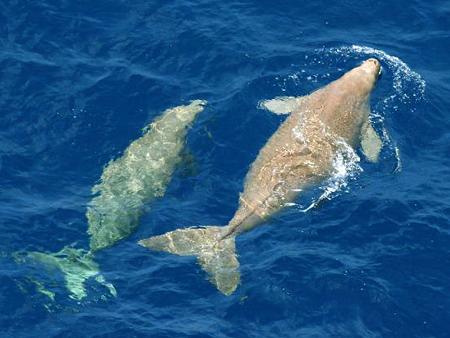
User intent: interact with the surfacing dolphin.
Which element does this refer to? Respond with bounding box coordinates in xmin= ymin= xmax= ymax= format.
xmin=21 ymin=100 xmax=206 ymax=300
xmin=139 ymin=59 xmax=384 ymax=295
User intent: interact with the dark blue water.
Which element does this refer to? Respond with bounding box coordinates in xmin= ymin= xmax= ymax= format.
xmin=1 ymin=0 xmax=450 ymax=337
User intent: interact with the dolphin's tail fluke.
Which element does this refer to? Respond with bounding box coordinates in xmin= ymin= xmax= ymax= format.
xmin=15 ymin=247 xmax=116 ymax=300
xmin=138 ymin=226 xmax=240 ymax=295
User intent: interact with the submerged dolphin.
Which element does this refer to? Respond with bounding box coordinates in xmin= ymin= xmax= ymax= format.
xmin=23 ymin=100 xmax=206 ymax=300
xmin=86 ymin=100 xmax=206 ymax=252
xmin=139 ymin=59 xmax=383 ymax=295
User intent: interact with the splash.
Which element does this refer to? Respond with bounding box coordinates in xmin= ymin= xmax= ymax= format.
xmin=325 ymin=45 xmax=426 ymax=102
xmin=301 ymin=138 xmax=362 ymax=212
xmin=273 ymin=45 xmax=425 ymax=111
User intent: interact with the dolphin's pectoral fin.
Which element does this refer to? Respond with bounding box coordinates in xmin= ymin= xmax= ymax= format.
xmin=139 ymin=226 xmax=240 ymax=295
xmin=258 ymin=96 xmax=305 ymax=115
xmin=361 ymin=121 xmax=383 ymax=163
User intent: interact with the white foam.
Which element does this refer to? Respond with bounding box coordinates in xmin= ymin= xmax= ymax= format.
xmin=301 ymin=138 xmax=362 ymax=212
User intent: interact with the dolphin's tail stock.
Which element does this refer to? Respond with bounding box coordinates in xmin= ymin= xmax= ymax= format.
xmin=15 ymin=246 xmax=116 ymax=301
xmin=138 ymin=226 xmax=240 ymax=295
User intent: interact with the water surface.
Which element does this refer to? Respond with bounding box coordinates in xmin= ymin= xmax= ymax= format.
xmin=1 ymin=0 xmax=450 ymax=337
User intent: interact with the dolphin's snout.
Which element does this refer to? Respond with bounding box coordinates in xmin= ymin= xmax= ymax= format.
xmin=369 ymin=58 xmax=381 ymax=74
xmin=367 ymin=58 xmax=380 ymax=66
xmin=360 ymin=58 xmax=381 ymax=79
xmin=364 ymin=58 xmax=380 ymax=70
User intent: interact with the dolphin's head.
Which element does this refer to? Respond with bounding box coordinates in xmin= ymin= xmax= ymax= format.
xmin=359 ymin=58 xmax=381 ymax=80
xmin=344 ymin=58 xmax=381 ymax=96
xmin=325 ymin=58 xmax=381 ymax=103
xmin=319 ymin=58 xmax=382 ymax=144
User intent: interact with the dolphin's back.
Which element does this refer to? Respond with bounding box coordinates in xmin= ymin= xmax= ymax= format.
xmin=228 ymin=112 xmax=335 ymax=234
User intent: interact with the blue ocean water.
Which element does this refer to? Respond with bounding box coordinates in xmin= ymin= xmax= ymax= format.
xmin=1 ymin=0 xmax=450 ymax=337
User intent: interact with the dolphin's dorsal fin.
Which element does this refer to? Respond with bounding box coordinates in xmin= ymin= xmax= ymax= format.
xmin=361 ymin=121 xmax=383 ymax=162
xmin=258 ymin=96 xmax=306 ymax=115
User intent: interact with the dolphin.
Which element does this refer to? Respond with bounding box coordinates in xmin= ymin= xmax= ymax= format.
xmin=21 ymin=100 xmax=206 ymax=300
xmin=86 ymin=100 xmax=207 ymax=252
xmin=138 ymin=59 xmax=384 ymax=295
